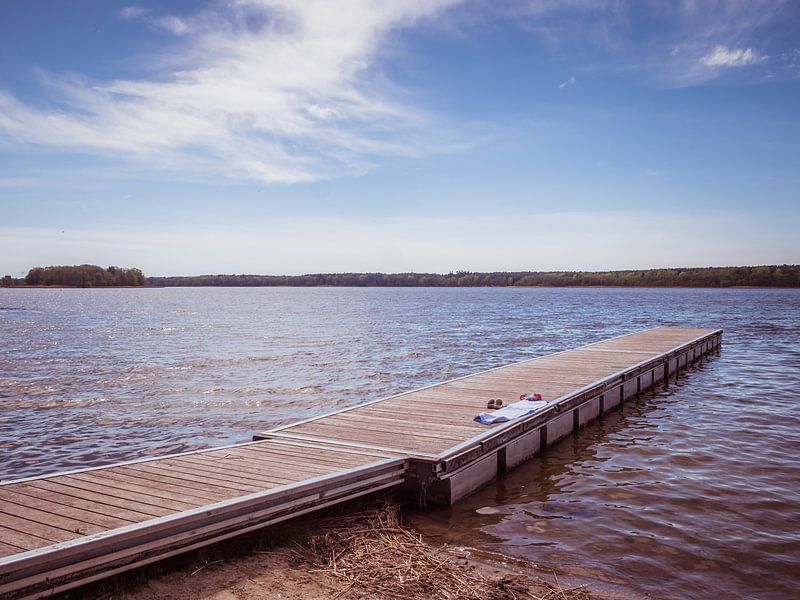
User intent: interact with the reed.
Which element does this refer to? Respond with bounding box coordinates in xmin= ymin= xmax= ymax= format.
xmin=294 ymin=500 xmax=590 ymax=600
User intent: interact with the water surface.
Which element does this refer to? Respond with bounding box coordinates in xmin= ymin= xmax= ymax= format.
xmin=1 ymin=287 xmax=798 ymax=598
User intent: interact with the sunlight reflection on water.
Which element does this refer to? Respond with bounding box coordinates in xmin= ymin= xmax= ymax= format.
xmin=1 ymin=287 xmax=798 ymax=598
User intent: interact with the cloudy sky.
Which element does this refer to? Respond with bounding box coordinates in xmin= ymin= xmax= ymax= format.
xmin=1 ymin=0 xmax=798 ymax=276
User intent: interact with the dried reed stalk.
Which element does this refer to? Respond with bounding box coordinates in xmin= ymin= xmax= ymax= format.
xmin=292 ymin=501 xmax=590 ymax=600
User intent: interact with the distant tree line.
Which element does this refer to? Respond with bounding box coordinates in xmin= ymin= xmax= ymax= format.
xmin=22 ymin=265 xmax=146 ymax=287
xmin=146 ymin=265 xmax=800 ymax=288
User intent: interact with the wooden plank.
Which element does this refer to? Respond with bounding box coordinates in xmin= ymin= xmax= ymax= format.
xmin=375 ymin=394 xmax=508 ymax=410
xmin=112 ymin=465 xmax=247 ymax=499
xmin=170 ymin=455 xmax=303 ymax=485
xmin=266 ymin=438 xmax=399 ymax=460
xmin=442 ymin=374 xmax=572 ymax=385
xmin=7 ymin=483 xmax=159 ymax=522
xmin=163 ymin=452 xmax=298 ymax=482
xmin=329 ymin=407 xmax=475 ymax=426
xmin=362 ymin=404 xmax=479 ymax=419
xmin=239 ymin=443 xmax=374 ymax=465
xmin=60 ymin=473 xmax=202 ymax=512
xmin=0 ymin=488 xmax=135 ymax=530
xmin=0 ymin=526 xmax=54 ymax=552
xmin=178 ymin=452 xmax=330 ymax=481
xmin=122 ymin=458 xmax=267 ymax=491
xmin=357 ymin=411 xmax=483 ymax=429
xmin=265 ymin=432 xmax=439 ymax=457
xmin=224 ymin=446 xmax=365 ymax=472
xmin=128 ymin=458 xmax=284 ymax=489
xmin=331 ymin=412 xmax=483 ymax=435
xmin=369 ymin=393 xmax=510 ymax=410
xmin=316 ymin=415 xmax=478 ymax=441
xmin=242 ymin=446 xmax=376 ymax=471
xmin=126 ymin=456 xmax=272 ymax=495
xmin=0 ymin=512 xmax=78 ymax=544
xmin=419 ymin=383 xmax=580 ymax=398
xmin=85 ymin=468 xmax=227 ymax=504
xmin=0 ymin=501 xmax=109 ymax=538
xmin=0 ymin=541 xmax=26 ymax=558
xmin=288 ymin=425 xmax=453 ymax=453
xmin=293 ymin=420 xmax=465 ymax=444
xmin=26 ymin=480 xmax=171 ymax=518
xmin=121 ymin=461 xmax=264 ymax=494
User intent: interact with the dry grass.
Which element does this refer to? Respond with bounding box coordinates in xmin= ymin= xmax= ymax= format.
xmin=293 ymin=500 xmax=591 ymax=600
xmin=51 ymin=496 xmax=596 ymax=600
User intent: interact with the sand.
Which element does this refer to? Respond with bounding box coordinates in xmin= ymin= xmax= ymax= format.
xmin=63 ymin=500 xmax=617 ymax=600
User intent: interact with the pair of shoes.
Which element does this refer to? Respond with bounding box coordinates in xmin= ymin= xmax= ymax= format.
xmin=487 ymin=398 xmax=504 ymax=409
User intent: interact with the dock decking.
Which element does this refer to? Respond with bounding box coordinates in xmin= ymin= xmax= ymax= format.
xmin=0 ymin=327 xmax=721 ymax=599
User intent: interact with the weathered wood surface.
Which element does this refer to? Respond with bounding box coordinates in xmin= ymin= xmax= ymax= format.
xmin=0 ymin=440 xmax=401 ymax=562
xmin=258 ymin=327 xmax=720 ymax=458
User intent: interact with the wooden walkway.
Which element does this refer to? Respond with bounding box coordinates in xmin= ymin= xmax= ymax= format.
xmin=257 ymin=327 xmax=720 ymax=456
xmin=0 ymin=440 xmax=405 ymax=599
xmin=0 ymin=327 xmax=721 ymax=598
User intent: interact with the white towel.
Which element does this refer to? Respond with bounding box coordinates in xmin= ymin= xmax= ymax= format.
xmin=474 ymin=399 xmax=548 ymax=425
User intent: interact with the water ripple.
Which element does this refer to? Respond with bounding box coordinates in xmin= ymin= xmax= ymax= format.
xmin=1 ymin=287 xmax=799 ymax=598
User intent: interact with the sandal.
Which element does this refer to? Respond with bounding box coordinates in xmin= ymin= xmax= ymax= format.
xmin=495 ymin=399 xmax=503 ymax=408
xmin=487 ymin=399 xmax=496 ymax=409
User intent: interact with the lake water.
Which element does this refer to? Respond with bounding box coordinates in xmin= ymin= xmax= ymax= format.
xmin=1 ymin=287 xmax=798 ymax=598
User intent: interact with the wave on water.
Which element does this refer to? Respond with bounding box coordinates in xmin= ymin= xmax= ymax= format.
xmin=1 ymin=286 xmax=798 ymax=599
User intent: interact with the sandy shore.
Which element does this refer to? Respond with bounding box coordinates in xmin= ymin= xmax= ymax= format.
xmin=117 ymin=546 xmax=594 ymax=600
xmin=56 ymin=499 xmax=628 ymax=600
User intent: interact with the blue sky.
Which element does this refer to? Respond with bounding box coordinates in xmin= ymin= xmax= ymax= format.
xmin=1 ymin=0 xmax=798 ymax=276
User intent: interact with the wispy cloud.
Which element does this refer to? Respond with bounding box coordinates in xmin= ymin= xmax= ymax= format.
xmin=0 ymin=0 xmax=460 ymax=183
xmin=701 ymin=45 xmax=763 ymax=68
xmin=121 ymin=5 xmax=190 ymax=35
xmin=486 ymin=0 xmax=791 ymax=86
xmin=559 ymin=76 xmax=577 ymax=89
xmin=120 ymin=6 xmax=147 ymax=20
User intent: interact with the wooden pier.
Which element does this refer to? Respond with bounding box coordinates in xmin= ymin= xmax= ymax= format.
xmin=0 ymin=327 xmax=721 ymax=599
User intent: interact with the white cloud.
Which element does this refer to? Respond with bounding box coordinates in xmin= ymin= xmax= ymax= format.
xmin=155 ymin=15 xmax=190 ymax=35
xmin=120 ymin=6 xmax=192 ymax=36
xmin=490 ymin=0 xmax=785 ymax=86
xmin=559 ymin=76 xmax=577 ymax=89
xmin=120 ymin=6 xmax=148 ymax=20
xmin=701 ymin=45 xmax=763 ymax=68
xmin=0 ymin=1 xmax=460 ymax=184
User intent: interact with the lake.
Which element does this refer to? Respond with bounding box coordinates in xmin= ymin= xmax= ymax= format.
xmin=1 ymin=287 xmax=798 ymax=598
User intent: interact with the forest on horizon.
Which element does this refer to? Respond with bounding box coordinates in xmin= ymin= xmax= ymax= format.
xmin=2 ymin=265 xmax=146 ymax=288
xmin=3 ymin=264 xmax=799 ymax=288
xmin=148 ymin=264 xmax=799 ymax=288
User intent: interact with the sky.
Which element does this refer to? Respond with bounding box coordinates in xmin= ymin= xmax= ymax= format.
xmin=1 ymin=0 xmax=799 ymax=277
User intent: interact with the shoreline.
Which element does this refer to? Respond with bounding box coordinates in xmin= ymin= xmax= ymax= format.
xmin=2 ymin=284 xmax=796 ymax=289
xmin=1 ymin=285 xmax=161 ymax=288
xmin=53 ymin=499 xmax=620 ymax=600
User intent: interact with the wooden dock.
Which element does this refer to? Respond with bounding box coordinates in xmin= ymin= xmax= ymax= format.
xmin=255 ymin=326 xmax=722 ymax=504
xmin=0 ymin=327 xmax=721 ymax=599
